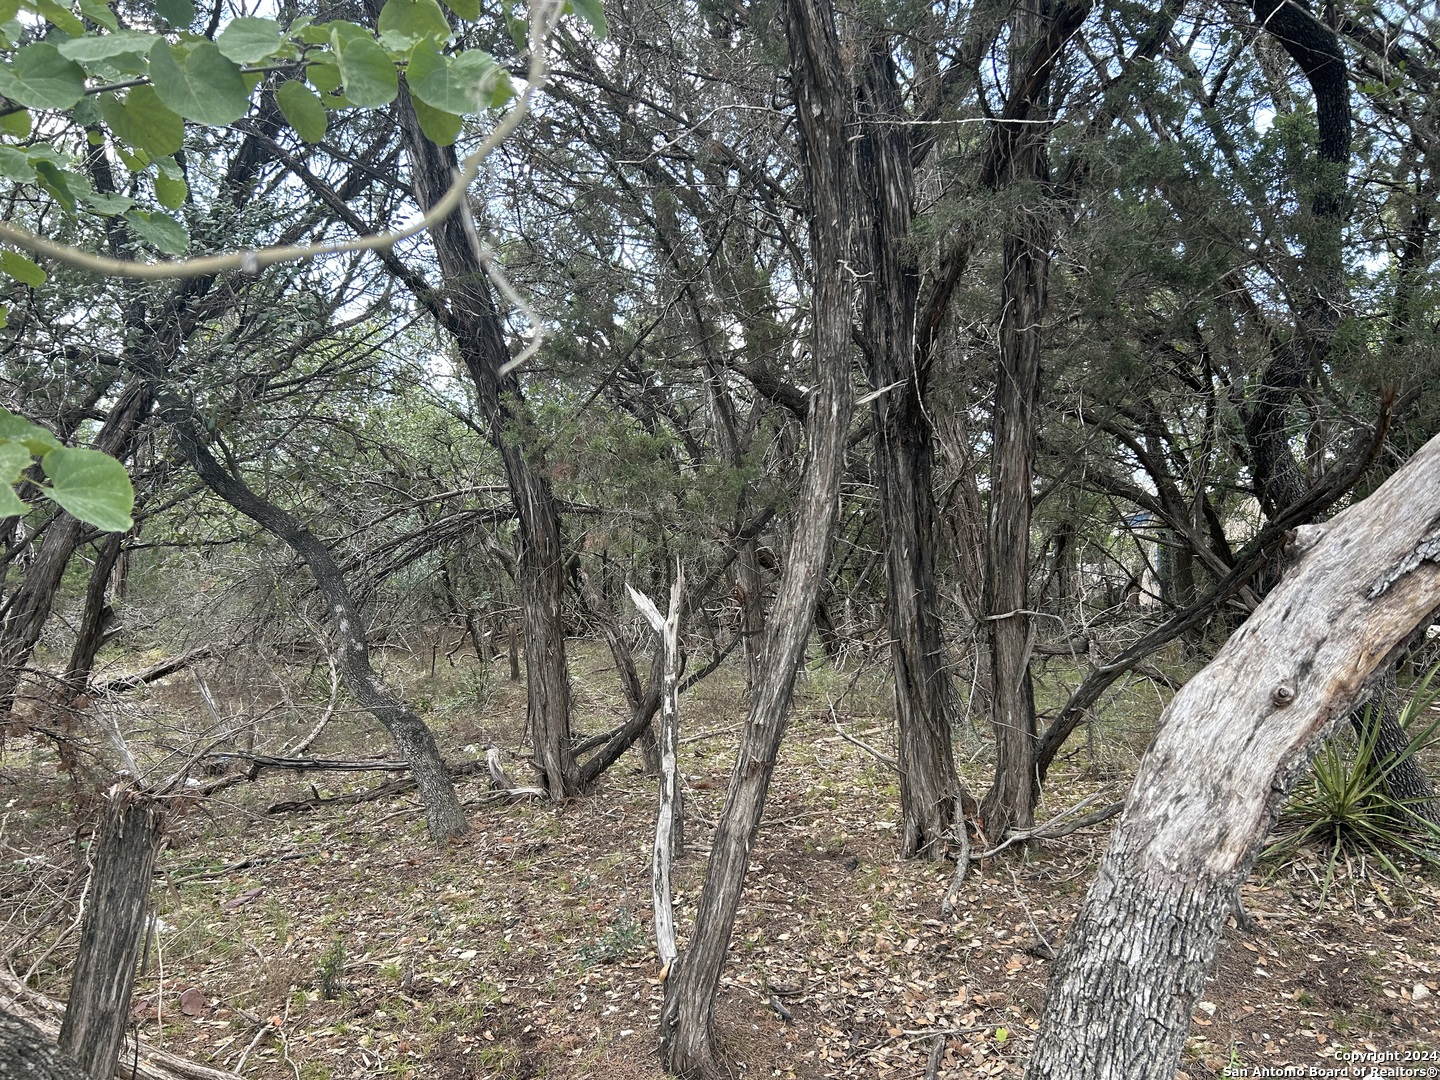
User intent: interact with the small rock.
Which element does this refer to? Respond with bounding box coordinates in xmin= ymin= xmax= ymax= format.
xmin=1413 ymin=984 xmax=1432 ymax=1003
xmin=1196 ymin=1001 xmax=1218 ymax=1016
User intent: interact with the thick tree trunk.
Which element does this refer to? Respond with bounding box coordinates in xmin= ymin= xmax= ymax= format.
xmin=1025 ymin=431 xmax=1440 ymax=1079
xmin=59 ymin=789 xmax=163 ymax=1079
xmin=657 ymin=0 xmax=856 ymax=1070
xmin=855 ymin=40 xmax=964 ymax=859
xmin=169 ymin=421 xmax=469 ymax=841
xmin=378 ymin=17 xmax=576 ymax=797
xmin=0 ymin=1010 xmax=88 ymax=1080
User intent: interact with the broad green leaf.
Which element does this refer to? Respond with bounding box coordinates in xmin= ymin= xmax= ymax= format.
xmin=58 ymin=30 xmax=160 ymax=63
xmin=216 ymin=16 xmax=285 ymax=64
xmin=0 ymin=485 xmax=25 ymax=517
xmin=155 ymin=0 xmax=194 ymax=27
xmin=0 ymin=250 xmax=45 ymax=286
xmin=0 ymin=146 xmax=35 ymax=182
xmin=27 ymin=0 xmax=84 ymax=37
xmin=0 ymin=305 xmax=7 ymax=328
xmin=154 ymin=169 xmax=186 ymax=209
xmin=0 ymin=0 xmax=18 ymax=22
xmin=411 ymin=94 xmax=461 ymax=145
xmin=407 ymin=40 xmax=500 ymax=115
xmin=378 ymin=0 xmax=451 ymax=46
xmin=0 ymin=408 xmax=60 ymax=454
xmin=568 ymin=0 xmax=606 ymax=39
xmin=115 ymin=145 xmax=148 ymax=171
xmin=32 ymin=160 xmax=81 ymax=211
xmin=82 ymin=188 xmax=134 ymax=214
xmin=42 ymin=446 xmax=134 ymax=531
xmin=0 ymin=108 xmax=30 ymax=137
xmin=124 ymin=208 xmax=189 ymax=254
xmin=305 ymin=58 xmax=341 ymax=94
xmin=276 ymin=80 xmax=326 ymax=142
xmin=0 ymin=442 xmax=30 ymax=482
xmin=0 ymin=43 xmax=86 ymax=110
xmin=78 ymin=0 xmax=118 ymax=29
xmin=332 ymin=29 xmax=397 ymax=107
xmin=149 ymin=41 xmax=249 ymax=126
xmin=100 ymin=86 xmax=184 ymax=157
xmin=439 ymin=0 xmax=478 ymax=21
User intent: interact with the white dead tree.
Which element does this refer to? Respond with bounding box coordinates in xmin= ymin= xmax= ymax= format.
xmin=628 ymin=567 xmax=685 ymax=973
xmin=1026 ymin=429 xmax=1440 ymax=1078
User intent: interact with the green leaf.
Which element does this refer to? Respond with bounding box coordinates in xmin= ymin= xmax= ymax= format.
xmin=378 ymin=0 xmax=451 ymax=46
xmin=0 ymin=108 xmax=30 ymax=137
xmin=123 ymin=208 xmax=189 ymax=254
xmin=41 ymin=446 xmax=134 ymax=531
xmin=149 ymin=41 xmax=249 ymax=126
xmin=78 ymin=0 xmax=118 ymax=29
xmin=0 ymin=441 xmax=31 ymax=483
xmin=32 ymin=160 xmax=81 ymax=211
xmin=0 ymin=43 xmax=86 ymax=110
xmin=332 ymin=29 xmax=397 ymax=107
xmin=0 ymin=146 xmax=35 ymax=182
xmin=216 ymin=16 xmax=286 ymax=64
xmin=82 ymin=188 xmax=134 ymax=214
xmin=58 ymin=30 xmax=161 ymax=63
xmin=154 ymin=169 xmax=186 ymax=209
xmin=276 ymin=79 xmax=326 ymax=143
xmin=0 ymin=408 xmax=60 ymax=454
xmin=115 ymin=145 xmax=148 ymax=171
xmin=305 ymin=57 xmax=342 ymax=94
xmin=407 ymin=40 xmax=500 ymax=115
xmin=411 ymin=94 xmax=461 ymax=145
xmin=155 ymin=0 xmax=194 ymax=27
xmin=27 ymin=0 xmax=84 ymax=37
xmin=439 ymin=0 xmax=478 ymax=20
xmin=0 ymin=484 xmax=25 ymax=518
xmin=100 ymin=86 xmax=184 ymax=157
xmin=0 ymin=249 xmax=46 ymax=286
xmin=568 ymin=0 xmax=606 ymax=39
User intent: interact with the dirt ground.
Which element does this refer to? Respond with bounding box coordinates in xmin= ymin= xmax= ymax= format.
xmin=3 ymin=643 xmax=1438 ymax=1079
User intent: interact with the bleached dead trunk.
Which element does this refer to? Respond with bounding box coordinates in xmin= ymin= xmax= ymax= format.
xmin=628 ymin=569 xmax=685 ymax=970
xmin=1025 ymin=429 xmax=1440 ymax=1079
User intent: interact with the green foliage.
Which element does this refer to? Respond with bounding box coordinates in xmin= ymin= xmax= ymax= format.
xmin=0 ymin=407 xmax=134 ymax=530
xmin=1265 ymin=667 xmax=1440 ymax=898
xmin=316 ymin=936 xmax=347 ymax=1000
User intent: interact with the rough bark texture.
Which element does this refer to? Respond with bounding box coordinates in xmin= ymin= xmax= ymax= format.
xmin=977 ymin=0 xmax=1092 ymax=837
xmin=657 ymin=0 xmax=856 ymax=1069
xmin=0 ymin=1010 xmax=88 ymax=1080
xmin=855 ymin=41 xmax=964 ymax=859
xmin=59 ymin=790 xmax=163 ymax=1079
xmin=1025 ymin=432 xmax=1440 ymax=1079
xmin=378 ymin=21 xmax=576 ymax=797
xmin=169 ymin=421 xmax=469 ymax=841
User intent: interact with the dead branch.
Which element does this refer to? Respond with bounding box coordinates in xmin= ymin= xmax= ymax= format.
xmin=89 ymin=648 xmax=215 ymax=695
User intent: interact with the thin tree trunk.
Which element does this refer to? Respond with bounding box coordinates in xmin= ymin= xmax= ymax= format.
xmin=59 ymin=789 xmax=163 ymax=1079
xmin=658 ymin=0 xmax=856 ymax=1069
xmin=168 ymin=420 xmax=469 ymax=841
xmin=1026 ymin=431 xmax=1440 ymax=1079
xmin=61 ymin=534 xmax=124 ymax=703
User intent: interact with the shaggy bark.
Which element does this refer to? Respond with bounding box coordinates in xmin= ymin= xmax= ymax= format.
xmin=0 ymin=1009 xmax=88 ymax=1080
xmin=657 ymin=0 xmax=856 ymax=1069
xmin=59 ymin=789 xmax=163 ymax=1079
xmin=1026 ymin=432 xmax=1440 ymax=1078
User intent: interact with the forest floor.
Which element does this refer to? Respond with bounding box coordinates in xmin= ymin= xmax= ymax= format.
xmin=4 ymin=639 xmax=1440 ymax=1080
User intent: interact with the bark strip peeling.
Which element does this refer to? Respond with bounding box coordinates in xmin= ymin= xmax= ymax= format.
xmin=1025 ymin=431 xmax=1440 ymax=1079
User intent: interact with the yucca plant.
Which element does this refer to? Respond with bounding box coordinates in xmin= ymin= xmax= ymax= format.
xmin=1264 ymin=663 xmax=1440 ymax=899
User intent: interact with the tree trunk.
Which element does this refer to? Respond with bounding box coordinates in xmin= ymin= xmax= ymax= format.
xmin=1025 ymin=431 xmax=1440 ymax=1079
xmin=169 ymin=420 xmax=469 ymax=841
xmin=59 ymin=789 xmax=163 ymax=1079
xmin=855 ymin=39 xmax=965 ymax=859
xmin=0 ymin=1010 xmax=88 ymax=1080
xmin=657 ymin=0 xmax=856 ymax=1070
xmin=1354 ymin=664 xmax=1440 ymax=826
xmin=375 ymin=11 xmax=576 ymax=797
xmin=61 ymin=534 xmax=124 ymax=703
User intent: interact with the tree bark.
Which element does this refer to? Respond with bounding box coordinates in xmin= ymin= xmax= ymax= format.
xmin=375 ymin=52 xmax=576 ymax=799
xmin=168 ymin=419 xmax=469 ymax=841
xmin=1025 ymin=431 xmax=1440 ymax=1079
xmin=0 ymin=1010 xmax=88 ymax=1080
xmin=854 ymin=40 xmax=965 ymax=859
xmin=59 ymin=788 xmax=163 ymax=1079
xmin=658 ymin=0 xmax=856 ymax=1069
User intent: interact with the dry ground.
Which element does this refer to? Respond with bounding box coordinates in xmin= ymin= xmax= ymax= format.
xmin=3 ymin=640 xmax=1438 ymax=1079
